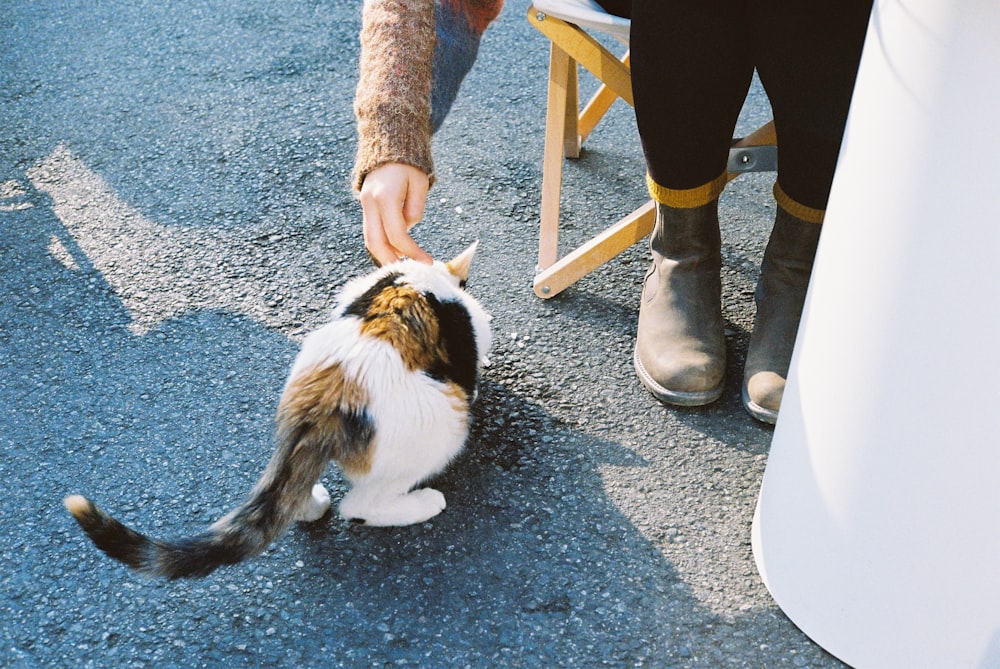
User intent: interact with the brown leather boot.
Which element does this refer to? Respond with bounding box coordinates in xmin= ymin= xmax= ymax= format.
xmin=742 ymin=205 xmax=823 ymax=424
xmin=634 ymin=200 xmax=726 ymax=406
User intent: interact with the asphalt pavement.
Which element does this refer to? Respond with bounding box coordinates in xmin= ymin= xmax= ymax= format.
xmin=1 ymin=1 xmax=847 ymax=667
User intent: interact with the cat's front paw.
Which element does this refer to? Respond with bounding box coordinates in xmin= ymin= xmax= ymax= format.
xmin=296 ymin=483 xmax=331 ymax=522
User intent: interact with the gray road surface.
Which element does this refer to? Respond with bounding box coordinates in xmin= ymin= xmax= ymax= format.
xmin=1 ymin=1 xmax=846 ymax=667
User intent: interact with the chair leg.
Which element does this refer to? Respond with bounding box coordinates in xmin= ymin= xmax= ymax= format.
xmin=578 ymin=51 xmax=629 ymax=145
xmin=563 ymin=59 xmax=581 ymax=159
xmin=539 ymin=42 xmax=575 ymax=272
xmin=534 ymin=201 xmax=656 ymax=298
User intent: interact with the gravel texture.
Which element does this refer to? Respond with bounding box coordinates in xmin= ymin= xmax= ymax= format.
xmin=1 ymin=1 xmax=846 ymax=667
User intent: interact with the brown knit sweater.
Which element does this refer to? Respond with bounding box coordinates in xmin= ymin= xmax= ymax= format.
xmin=351 ymin=0 xmax=504 ymax=193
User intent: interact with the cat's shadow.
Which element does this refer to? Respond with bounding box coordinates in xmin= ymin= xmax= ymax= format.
xmin=298 ymin=376 xmax=648 ymax=544
xmin=289 ymin=378 xmax=681 ymax=659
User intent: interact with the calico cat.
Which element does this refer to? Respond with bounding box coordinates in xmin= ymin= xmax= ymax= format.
xmin=64 ymin=242 xmax=491 ymax=579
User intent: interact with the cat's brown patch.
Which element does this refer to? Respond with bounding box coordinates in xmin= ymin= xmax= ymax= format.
xmin=357 ymin=284 xmax=448 ymax=372
xmin=443 ymin=382 xmax=470 ymax=436
xmin=443 ymin=381 xmax=469 ymax=412
xmin=279 ymin=363 xmax=373 ymax=476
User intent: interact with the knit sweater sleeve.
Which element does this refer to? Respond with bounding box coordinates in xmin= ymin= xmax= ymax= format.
xmin=352 ymin=0 xmax=436 ymax=194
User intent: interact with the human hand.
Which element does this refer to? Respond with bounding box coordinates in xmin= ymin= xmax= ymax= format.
xmin=359 ymin=163 xmax=433 ymax=266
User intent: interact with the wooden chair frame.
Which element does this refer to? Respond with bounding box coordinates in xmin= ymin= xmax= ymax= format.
xmin=528 ymin=6 xmax=777 ymax=298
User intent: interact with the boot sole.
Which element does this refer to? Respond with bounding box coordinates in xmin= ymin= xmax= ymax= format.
xmin=633 ymin=349 xmax=724 ymax=407
xmin=741 ymin=385 xmax=778 ymax=425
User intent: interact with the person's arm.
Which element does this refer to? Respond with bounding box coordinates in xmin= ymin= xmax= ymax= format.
xmin=352 ymin=0 xmax=437 ymax=265
xmin=352 ymin=0 xmax=506 ymax=266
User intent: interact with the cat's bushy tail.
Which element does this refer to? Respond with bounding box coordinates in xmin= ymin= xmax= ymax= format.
xmin=63 ymin=373 xmax=353 ymax=579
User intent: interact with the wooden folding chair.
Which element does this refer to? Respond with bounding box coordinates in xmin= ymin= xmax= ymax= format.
xmin=527 ymin=0 xmax=777 ymax=298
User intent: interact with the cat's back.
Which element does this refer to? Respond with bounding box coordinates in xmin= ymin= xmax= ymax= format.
xmin=292 ymin=264 xmax=482 ymax=399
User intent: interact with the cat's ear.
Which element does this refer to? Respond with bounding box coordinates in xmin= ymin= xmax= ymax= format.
xmin=445 ymin=241 xmax=478 ymax=283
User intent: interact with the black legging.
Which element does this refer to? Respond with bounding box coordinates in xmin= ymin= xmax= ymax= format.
xmin=597 ymin=0 xmax=871 ymax=210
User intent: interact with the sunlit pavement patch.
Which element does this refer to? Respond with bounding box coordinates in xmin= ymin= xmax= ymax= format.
xmin=26 ymin=145 xmax=301 ymax=336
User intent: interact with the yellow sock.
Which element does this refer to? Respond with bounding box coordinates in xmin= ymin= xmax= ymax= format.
xmin=773 ymin=183 xmax=825 ymax=224
xmin=646 ymin=171 xmax=728 ymax=208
